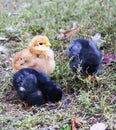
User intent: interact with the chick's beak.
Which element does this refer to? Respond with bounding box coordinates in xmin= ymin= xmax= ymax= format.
xmin=46 ymin=42 xmax=51 ymax=47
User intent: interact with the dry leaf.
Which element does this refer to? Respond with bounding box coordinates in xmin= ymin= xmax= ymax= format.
xmin=56 ymin=22 xmax=82 ymax=41
xmin=63 ymin=22 xmax=81 ymax=40
xmin=103 ymin=53 xmax=116 ymax=65
xmin=91 ymin=33 xmax=105 ymax=47
xmin=89 ymin=117 xmax=96 ymax=124
xmin=90 ymin=122 xmax=107 ymax=130
xmin=71 ymin=119 xmax=77 ymax=130
xmin=71 ymin=115 xmax=87 ymax=130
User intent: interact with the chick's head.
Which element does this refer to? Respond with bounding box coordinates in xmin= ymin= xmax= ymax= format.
xmin=67 ymin=39 xmax=82 ymax=57
xmin=28 ymin=35 xmax=51 ymax=54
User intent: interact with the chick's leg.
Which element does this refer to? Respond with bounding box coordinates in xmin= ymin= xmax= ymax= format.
xmin=87 ymin=75 xmax=103 ymax=82
xmin=88 ymin=75 xmax=92 ymax=80
xmin=22 ymin=102 xmax=30 ymax=110
xmin=22 ymin=102 xmax=29 ymax=107
xmin=93 ymin=75 xmax=104 ymax=82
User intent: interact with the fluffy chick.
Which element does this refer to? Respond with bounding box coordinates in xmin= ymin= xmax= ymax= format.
xmin=67 ymin=38 xmax=102 ymax=78
xmin=13 ymin=35 xmax=55 ymax=75
xmin=13 ymin=68 xmax=47 ymax=106
xmin=13 ymin=68 xmax=62 ymax=106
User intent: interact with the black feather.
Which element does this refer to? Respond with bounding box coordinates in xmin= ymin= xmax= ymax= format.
xmin=41 ymin=80 xmax=62 ymax=103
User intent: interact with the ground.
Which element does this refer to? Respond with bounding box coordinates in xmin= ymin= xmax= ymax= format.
xmin=0 ymin=0 xmax=116 ymax=130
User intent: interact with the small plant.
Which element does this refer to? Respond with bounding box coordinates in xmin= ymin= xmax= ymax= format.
xmin=60 ymin=124 xmax=71 ymax=130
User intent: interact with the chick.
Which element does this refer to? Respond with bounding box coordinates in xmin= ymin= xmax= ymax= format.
xmin=13 ymin=68 xmax=47 ymax=106
xmin=67 ymin=38 xmax=102 ymax=80
xmin=13 ymin=35 xmax=55 ymax=75
xmin=13 ymin=68 xmax=62 ymax=106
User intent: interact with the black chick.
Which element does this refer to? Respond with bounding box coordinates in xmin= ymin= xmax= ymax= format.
xmin=67 ymin=38 xmax=102 ymax=79
xmin=13 ymin=68 xmax=62 ymax=106
xmin=13 ymin=68 xmax=47 ymax=106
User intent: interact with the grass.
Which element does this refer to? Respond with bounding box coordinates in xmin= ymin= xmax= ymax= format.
xmin=0 ymin=0 xmax=116 ymax=129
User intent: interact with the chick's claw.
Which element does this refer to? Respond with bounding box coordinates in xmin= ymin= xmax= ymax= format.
xmin=87 ymin=75 xmax=104 ymax=82
xmin=22 ymin=102 xmax=30 ymax=109
xmin=88 ymin=75 xmax=92 ymax=81
xmin=93 ymin=76 xmax=104 ymax=82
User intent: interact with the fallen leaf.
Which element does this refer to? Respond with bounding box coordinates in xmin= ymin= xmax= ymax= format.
xmin=71 ymin=119 xmax=78 ymax=130
xmin=71 ymin=115 xmax=87 ymax=130
xmin=55 ymin=22 xmax=82 ymax=41
xmin=103 ymin=53 xmax=116 ymax=65
xmin=90 ymin=122 xmax=107 ymax=130
xmin=88 ymin=117 xmax=96 ymax=124
xmin=91 ymin=33 xmax=105 ymax=48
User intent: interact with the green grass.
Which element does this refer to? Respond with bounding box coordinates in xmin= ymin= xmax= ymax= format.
xmin=0 ymin=0 xmax=116 ymax=129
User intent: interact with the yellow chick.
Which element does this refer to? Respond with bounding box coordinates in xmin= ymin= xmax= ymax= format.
xmin=13 ymin=35 xmax=55 ymax=75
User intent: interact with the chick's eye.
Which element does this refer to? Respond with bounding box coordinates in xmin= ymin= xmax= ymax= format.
xmin=39 ymin=42 xmax=43 ymax=45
